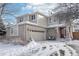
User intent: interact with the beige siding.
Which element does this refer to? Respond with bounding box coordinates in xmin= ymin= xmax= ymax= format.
xmin=37 ymin=14 xmax=47 ymax=27
xmin=18 ymin=24 xmax=27 ymax=42
xmin=6 ymin=25 xmax=18 ymax=36
xmin=6 ymin=27 xmax=11 ymax=36
xmin=23 ymin=15 xmax=29 ymax=21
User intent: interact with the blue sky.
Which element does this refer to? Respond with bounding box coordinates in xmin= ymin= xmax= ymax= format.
xmin=3 ymin=3 xmax=34 ymax=25
xmin=3 ymin=3 xmax=57 ymax=25
xmin=15 ymin=3 xmax=33 ymax=15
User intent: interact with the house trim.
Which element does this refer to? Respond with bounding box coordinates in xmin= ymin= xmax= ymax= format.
xmin=17 ymin=21 xmax=47 ymax=29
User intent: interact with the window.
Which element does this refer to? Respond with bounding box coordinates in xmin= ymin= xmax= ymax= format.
xmin=49 ymin=18 xmax=52 ymax=23
xmin=75 ymin=29 xmax=79 ymax=32
xmin=31 ymin=15 xmax=35 ymax=20
xmin=53 ymin=19 xmax=56 ymax=22
xmin=19 ymin=17 xmax=23 ymax=22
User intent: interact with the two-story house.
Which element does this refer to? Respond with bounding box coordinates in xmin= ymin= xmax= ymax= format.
xmin=16 ymin=12 xmax=48 ymax=43
xmin=72 ymin=19 xmax=79 ymax=32
xmin=7 ymin=12 xmax=72 ymax=43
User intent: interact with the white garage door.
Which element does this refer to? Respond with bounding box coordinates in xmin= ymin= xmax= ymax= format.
xmin=31 ymin=31 xmax=45 ymax=41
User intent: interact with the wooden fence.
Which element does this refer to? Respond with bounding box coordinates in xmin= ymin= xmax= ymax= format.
xmin=72 ymin=32 xmax=79 ymax=40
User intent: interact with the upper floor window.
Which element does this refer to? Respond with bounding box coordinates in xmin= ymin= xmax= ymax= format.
xmin=49 ymin=18 xmax=52 ymax=23
xmin=31 ymin=15 xmax=35 ymax=20
xmin=19 ymin=17 xmax=23 ymax=22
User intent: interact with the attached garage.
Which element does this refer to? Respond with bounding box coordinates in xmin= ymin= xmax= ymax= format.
xmin=30 ymin=30 xmax=45 ymax=41
xmin=18 ymin=24 xmax=46 ymax=43
xmin=26 ymin=24 xmax=46 ymax=41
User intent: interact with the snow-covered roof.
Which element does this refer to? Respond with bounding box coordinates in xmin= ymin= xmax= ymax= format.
xmin=47 ymin=24 xmax=66 ymax=28
xmin=6 ymin=24 xmax=17 ymax=28
xmin=73 ymin=19 xmax=79 ymax=23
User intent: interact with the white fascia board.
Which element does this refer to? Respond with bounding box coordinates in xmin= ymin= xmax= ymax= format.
xmin=17 ymin=21 xmax=38 ymax=26
xmin=17 ymin=21 xmax=46 ymax=28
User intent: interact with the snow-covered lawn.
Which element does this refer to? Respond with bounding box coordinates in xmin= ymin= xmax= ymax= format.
xmin=67 ymin=40 xmax=79 ymax=55
xmin=0 ymin=40 xmax=78 ymax=56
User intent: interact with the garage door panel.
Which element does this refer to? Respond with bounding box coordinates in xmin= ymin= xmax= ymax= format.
xmin=31 ymin=32 xmax=44 ymax=41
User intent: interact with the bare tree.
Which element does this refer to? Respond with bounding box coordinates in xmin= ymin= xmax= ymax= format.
xmin=0 ymin=3 xmax=21 ymax=36
xmin=53 ymin=3 xmax=79 ymax=20
xmin=51 ymin=3 xmax=79 ymax=39
xmin=0 ymin=4 xmax=7 ymax=36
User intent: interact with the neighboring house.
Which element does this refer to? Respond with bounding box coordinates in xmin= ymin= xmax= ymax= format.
xmin=72 ymin=19 xmax=79 ymax=32
xmin=72 ymin=20 xmax=79 ymax=39
xmin=7 ymin=12 xmax=73 ymax=43
xmin=73 ymin=23 xmax=79 ymax=32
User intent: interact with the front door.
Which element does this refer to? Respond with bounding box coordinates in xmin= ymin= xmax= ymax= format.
xmin=59 ymin=27 xmax=66 ymax=38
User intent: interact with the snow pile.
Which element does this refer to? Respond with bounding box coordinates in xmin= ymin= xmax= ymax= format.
xmin=0 ymin=41 xmax=78 ymax=56
xmin=0 ymin=41 xmax=41 ymax=56
xmin=66 ymin=40 xmax=79 ymax=55
xmin=22 ymin=41 xmax=78 ymax=56
xmin=31 ymin=42 xmax=78 ymax=56
xmin=21 ymin=41 xmax=41 ymax=56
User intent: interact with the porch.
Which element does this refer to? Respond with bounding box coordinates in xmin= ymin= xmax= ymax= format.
xmin=47 ymin=25 xmax=72 ymax=41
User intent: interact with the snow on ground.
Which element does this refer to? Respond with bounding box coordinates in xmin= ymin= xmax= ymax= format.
xmin=66 ymin=40 xmax=79 ymax=55
xmin=67 ymin=40 xmax=79 ymax=45
xmin=0 ymin=40 xmax=78 ymax=56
